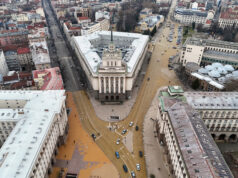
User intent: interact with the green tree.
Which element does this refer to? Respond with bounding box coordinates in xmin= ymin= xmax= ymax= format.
xmin=143 ymin=29 xmax=150 ymax=35
xmin=150 ymin=26 xmax=157 ymax=36
xmin=197 ymin=23 xmax=203 ymax=32
xmin=191 ymin=79 xmax=200 ymax=90
xmin=192 ymin=22 xmax=195 ymax=30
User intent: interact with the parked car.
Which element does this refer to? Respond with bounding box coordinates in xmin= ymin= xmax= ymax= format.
xmin=115 ymin=151 xmax=120 ymax=159
xmin=135 ymin=126 xmax=139 ymax=131
xmin=122 ymin=129 xmax=127 ymax=135
xmin=129 ymin=122 xmax=134 ymax=127
xmin=123 ymin=164 xmax=128 ymax=172
xmin=136 ymin=163 xmax=141 ymax=171
xmin=91 ymin=133 xmax=96 ymax=140
xmin=139 ymin=151 xmax=143 ymax=157
xmin=116 ymin=138 xmax=120 ymax=145
xmin=131 ymin=171 xmax=136 ymax=178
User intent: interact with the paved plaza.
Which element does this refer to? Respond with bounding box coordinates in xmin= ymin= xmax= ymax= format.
xmin=50 ymin=92 xmax=119 ymax=178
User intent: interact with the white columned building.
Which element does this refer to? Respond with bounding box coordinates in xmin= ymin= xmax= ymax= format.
xmin=72 ymin=31 xmax=149 ymax=103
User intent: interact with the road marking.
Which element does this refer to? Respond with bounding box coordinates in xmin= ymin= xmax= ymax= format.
xmin=95 ymin=134 xmax=103 ymax=141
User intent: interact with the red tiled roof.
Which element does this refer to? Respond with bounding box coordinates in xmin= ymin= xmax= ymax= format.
xmin=206 ymin=19 xmax=211 ymax=24
xmin=8 ymin=24 xmax=16 ymax=27
xmin=3 ymin=72 xmax=32 ymax=81
xmin=78 ymin=16 xmax=90 ymax=20
xmin=17 ymin=47 xmax=30 ymax=54
xmin=32 ymin=67 xmax=64 ymax=90
xmin=220 ymin=10 xmax=238 ymax=19
xmin=69 ymin=26 xmax=81 ymax=30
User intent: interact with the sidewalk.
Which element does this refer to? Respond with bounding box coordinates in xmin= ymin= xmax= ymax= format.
xmin=143 ymin=89 xmax=170 ymax=178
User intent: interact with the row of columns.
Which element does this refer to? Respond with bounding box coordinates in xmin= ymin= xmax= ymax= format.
xmin=99 ymin=76 xmax=125 ymax=94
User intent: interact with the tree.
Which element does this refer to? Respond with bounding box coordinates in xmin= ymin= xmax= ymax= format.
xmin=192 ymin=79 xmax=200 ymax=90
xmin=192 ymin=22 xmax=195 ymax=30
xmin=143 ymin=29 xmax=150 ymax=35
xmin=150 ymin=26 xmax=157 ymax=36
xmin=183 ymin=27 xmax=188 ymax=35
xmin=197 ymin=23 xmax=203 ymax=32
xmin=223 ymin=28 xmax=233 ymax=41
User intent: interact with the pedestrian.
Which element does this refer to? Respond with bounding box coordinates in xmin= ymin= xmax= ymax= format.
xmin=64 ymin=154 xmax=66 ymax=158
xmin=73 ymin=140 xmax=75 ymax=144
xmin=67 ymin=161 xmax=68 ymax=165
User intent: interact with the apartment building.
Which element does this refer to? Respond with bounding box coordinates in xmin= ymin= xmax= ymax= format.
xmin=0 ymin=90 xmax=68 ymax=177
xmin=81 ymin=19 xmax=110 ymax=36
xmin=33 ymin=67 xmax=64 ymax=90
xmin=0 ymin=71 xmax=35 ymax=90
xmin=29 ymin=40 xmax=51 ymax=70
xmin=218 ymin=7 xmax=238 ymax=28
xmin=180 ymin=37 xmax=238 ymax=68
xmin=17 ymin=47 xmax=33 ymax=71
xmin=174 ymin=8 xmax=214 ymax=25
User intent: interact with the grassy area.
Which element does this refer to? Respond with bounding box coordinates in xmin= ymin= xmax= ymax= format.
xmin=182 ymin=26 xmax=195 ymax=44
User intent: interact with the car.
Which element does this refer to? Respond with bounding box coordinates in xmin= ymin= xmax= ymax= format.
xmin=115 ymin=151 xmax=120 ymax=159
xmin=131 ymin=171 xmax=136 ymax=178
xmin=173 ymin=46 xmax=177 ymax=49
xmin=135 ymin=125 xmax=139 ymax=131
xmin=91 ymin=133 xmax=96 ymax=140
xmin=136 ymin=164 xmax=140 ymax=171
xmin=122 ymin=129 xmax=127 ymax=135
xmin=116 ymin=138 xmax=120 ymax=145
xmin=123 ymin=164 xmax=128 ymax=172
xmin=139 ymin=151 xmax=143 ymax=157
xmin=129 ymin=122 xmax=134 ymax=127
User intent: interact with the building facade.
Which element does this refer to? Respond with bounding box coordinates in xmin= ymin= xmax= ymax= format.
xmin=17 ymin=47 xmax=33 ymax=71
xmin=0 ymin=90 xmax=68 ymax=178
xmin=174 ymin=8 xmax=214 ymax=25
xmin=218 ymin=7 xmax=238 ymax=28
xmin=180 ymin=37 xmax=238 ymax=68
xmin=157 ymin=86 xmax=234 ymax=177
xmin=72 ymin=31 xmax=149 ymax=103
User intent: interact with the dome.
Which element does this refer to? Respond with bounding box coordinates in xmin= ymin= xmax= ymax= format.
xmin=218 ymin=77 xmax=226 ymax=83
xmin=198 ymin=68 xmax=208 ymax=74
xmin=224 ymin=65 xmax=234 ymax=72
xmin=205 ymin=65 xmax=214 ymax=71
xmin=212 ymin=63 xmax=223 ymax=68
xmin=232 ymin=71 xmax=238 ymax=78
xmin=216 ymin=67 xmax=228 ymax=74
xmin=208 ymin=70 xmax=221 ymax=78
xmin=225 ymin=73 xmax=233 ymax=78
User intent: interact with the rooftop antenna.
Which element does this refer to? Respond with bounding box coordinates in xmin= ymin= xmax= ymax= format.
xmin=110 ymin=11 xmax=114 ymax=42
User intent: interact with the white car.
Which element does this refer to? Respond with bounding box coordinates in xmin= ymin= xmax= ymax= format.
xmin=116 ymin=138 xmax=120 ymax=145
xmin=136 ymin=164 xmax=140 ymax=171
xmin=129 ymin=122 xmax=134 ymax=127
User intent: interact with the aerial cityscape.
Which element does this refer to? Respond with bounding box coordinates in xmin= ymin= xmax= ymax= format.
xmin=0 ymin=0 xmax=238 ymax=177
